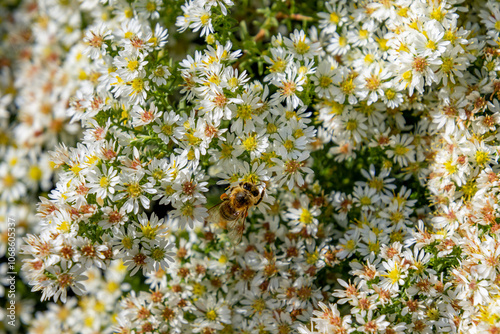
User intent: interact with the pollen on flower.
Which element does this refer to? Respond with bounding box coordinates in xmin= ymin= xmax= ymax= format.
xmin=340 ymin=77 xmax=355 ymax=94
xmin=127 ymin=59 xmax=139 ymax=71
xmin=365 ymin=75 xmax=380 ymax=90
xmin=133 ymin=253 xmax=147 ymax=266
xmin=383 ymin=264 xmax=400 ymax=284
xmin=237 ymin=104 xmax=253 ymax=120
xmin=181 ymin=201 xmax=194 ymax=217
xmin=141 ymin=222 xmax=157 ymax=239
xmin=87 ymin=32 xmax=104 ymax=48
xmin=319 ymin=76 xmax=332 ymax=88
xmin=394 ymin=144 xmax=409 ymax=156
xmin=126 ymin=182 xmax=142 ymax=198
xmin=220 ymin=142 xmax=234 ymax=158
xmin=100 ymin=176 xmax=109 ymax=187
xmin=426 ymin=40 xmax=437 ymax=50
xmin=412 ymin=56 xmax=428 ymax=73
xmin=242 ymin=134 xmax=258 ymax=151
xmin=330 ymin=12 xmax=340 ymax=24
xmin=150 ymin=247 xmax=166 ymax=261
xmin=368 ymin=240 xmax=380 ymax=253
xmin=270 ymin=59 xmax=287 ymax=73
xmin=130 ymin=78 xmax=145 ymax=93
xmin=475 ymin=150 xmax=489 ymax=166
xmin=284 ymin=159 xmax=301 ymax=174
xmin=300 ymin=208 xmax=313 ymax=224
xmin=28 ymin=166 xmax=42 ymax=181
xmin=267 ymin=123 xmax=278 ymax=133
xmin=294 ymin=39 xmax=310 ymax=55
xmin=346 ymin=119 xmax=358 ymax=131
xmin=280 ymin=81 xmax=297 ymax=97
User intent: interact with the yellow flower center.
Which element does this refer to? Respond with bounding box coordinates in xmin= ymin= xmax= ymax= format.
xmin=151 ymin=248 xmax=165 ymax=261
xmin=402 ymin=70 xmax=413 ymax=82
xmin=346 ymin=119 xmax=358 ymax=131
xmin=340 ymin=78 xmax=355 ymax=95
xmin=193 ymin=283 xmax=206 ymax=296
xmin=206 ymin=310 xmax=217 ymax=321
xmin=127 ymin=60 xmax=139 ymax=71
xmin=427 ymin=308 xmax=440 ymax=321
xmin=242 ymin=134 xmax=258 ymax=152
xmin=270 ymin=59 xmax=287 ymax=73
xmin=368 ymin=240 xmax=380 ymax=253
xmin=141 ymin=222 xmax=158 ymax=239
xmin=382 ymin=263 xmax=400 ymax=284
xmin=339 ymin=36 xmax=347 ymax=47
xmin=359 ymin=196 xmax=371 ymax=206
xmin=330 ymin=12 xmax=340 ymax=24
xmin=29 ymin=166 xmax=42 ymax=181
xmin=394 ymin=144 xmax=409 ymax=156
xmin=475 ymin=150 xmax=489 ymax=166
xmin=237 ymin=104 xmax=253 ymax=120
xmin=306 ymin=250 xmax=319 ymax=264
xmin=346 ymin=239 xmax=356 ymax=250
xmin=398 ymin=7 xmax=408 ymax=17
xmin=267 ymin=123 xmax=277 ymax=134
xmin=146 ymin=1 xmax=156 ymax=11
xmin=426 ymin=40 xmax=437 ymax=51
xmin=385 ymin=88 xmax=396 ymax=100
xmin=127 ymin=182 xmax=142 ymax=198
xmin=122 ymin=236 xmax=133 ymax=249
xmin=295 ymin=39 xmax=310 ymax=55
xmin=124 ymin=9 xmax=133 ymax=19
xmin=57 ymin=221 xmax=71 ymax=233
xmin=71 ymin=164 xmax=82 ymax=175
xmin=130 ymin=78 xmax=144 ymax=92
xmin=284 ymin=139 xmax=294 ymax=152
xmin=430 ymin=7 xmax=445 ymax=22
xmin=390 ymin=230 xmax=403 ymax=242
xmin=162 ymin=124 xmax=173 ymax=136
xmin=444 ymin=159 xmax=457 ymax=174
xmin=200 ymin=13 xmax=210 ymax=25
xmin=299 ymin=208 xmax=313 ymax=224
xmin=252 ymin=299 xmax=266 ymax=312
xmin=319 ymin=75 xmax=332 ymax=88
xmin=181 ymin=202 xmax=194 ymax=217
xmin=368 ymin=178 xmax=383 ymax=191
xmin=100 ymin=176 xmax=109 ymax=188
xmin=293 ymin=128 xmax=304 ymax=139
xmin=228 ymin=77 xmax=238 ymax=88
xmin=220 ymin=142 xmax=234 ymax=158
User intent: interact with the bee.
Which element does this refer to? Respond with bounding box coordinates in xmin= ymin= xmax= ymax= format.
xmin=206 ymin=182 xmax=265 ymax=244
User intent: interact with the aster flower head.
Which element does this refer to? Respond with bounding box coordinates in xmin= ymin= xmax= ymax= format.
xmin=83 ymin=23 xmax=114 ymax=60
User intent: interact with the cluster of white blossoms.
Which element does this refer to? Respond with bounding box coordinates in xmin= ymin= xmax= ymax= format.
xmin=300 ymin=1 xmax=500 ymax=334
xmin=2 ymin=0 xmax=500 ymax=332
xmin=28 ymin=260 xmax=127 ymax=333
xmin=0 ymin=0 xmax=88 ymax=328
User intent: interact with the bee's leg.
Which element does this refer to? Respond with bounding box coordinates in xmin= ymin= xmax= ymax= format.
xmin=255 ymin=183 xmax=266 ymax=205
xmin=220 ymin=192 xmax=230 ymax=201
xmin=255 ymin=190 xmax=265 ymax=205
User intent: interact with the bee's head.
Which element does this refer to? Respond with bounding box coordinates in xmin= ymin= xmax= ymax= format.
xmin=241 ymin=182 xmax=260 ymax=197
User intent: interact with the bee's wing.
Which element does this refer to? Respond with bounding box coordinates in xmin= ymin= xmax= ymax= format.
xmin=206 ymin=202 xmax=226 ymax=228
xmin=226 ymin=208 xmax=247 ymax=244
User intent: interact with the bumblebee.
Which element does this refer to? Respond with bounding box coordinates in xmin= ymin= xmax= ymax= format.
xmin=206 ymin=182 xmax=265 ymax=243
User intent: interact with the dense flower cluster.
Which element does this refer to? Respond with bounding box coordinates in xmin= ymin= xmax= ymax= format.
xmin=1 ymin=0 xmax=500 ymax=333
xmin=0 ymin=0 xmax=86 ymax=329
